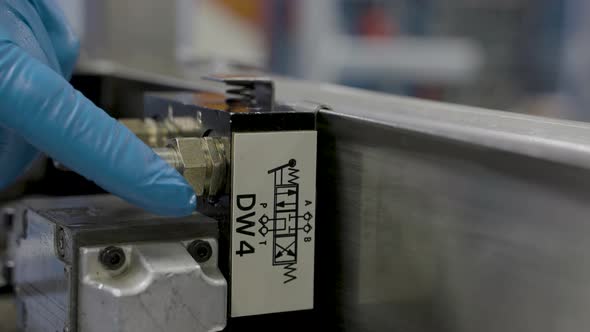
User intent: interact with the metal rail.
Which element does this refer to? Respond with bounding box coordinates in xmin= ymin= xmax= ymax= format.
xmin=273 ymin=78 xmax=590 ymax=332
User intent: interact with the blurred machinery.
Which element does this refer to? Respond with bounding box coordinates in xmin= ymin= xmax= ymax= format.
xmin=269 ymin=0 xmax=567 ymax=111
xmin=59 ymin=0 xmax=570 ymax=114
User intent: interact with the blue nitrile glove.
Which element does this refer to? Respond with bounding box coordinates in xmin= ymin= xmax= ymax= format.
xmin=0 ymin=0 xmax=196 ymax=216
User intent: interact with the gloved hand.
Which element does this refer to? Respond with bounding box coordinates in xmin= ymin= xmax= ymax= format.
xmin=0 ymin=0 xmax=196 ymax=216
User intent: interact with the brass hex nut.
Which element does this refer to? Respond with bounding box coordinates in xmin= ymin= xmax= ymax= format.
xmin=168 ymin=138 xmax=209 ymax=196
xmin=202 ymin=137 xmax=229 ymax=196
xmin=167 ymin=137 xmax=229 ymax=196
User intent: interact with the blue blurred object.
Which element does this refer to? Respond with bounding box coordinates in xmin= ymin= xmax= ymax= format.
xmin=0 ymin=0 xmax=196 ymax=216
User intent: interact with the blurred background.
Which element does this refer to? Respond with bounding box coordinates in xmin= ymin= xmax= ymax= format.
xmin=56 ymin=0 xmax=587 ymax=120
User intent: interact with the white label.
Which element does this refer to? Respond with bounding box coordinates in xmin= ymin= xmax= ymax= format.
xmin=231 ymin=131 xmax=317 ymax=317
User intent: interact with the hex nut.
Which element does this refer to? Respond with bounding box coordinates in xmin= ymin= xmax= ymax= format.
xmin=168 ymin=138 xmax=209 ymax=196
xmin=167 ymin=137 xmax=229 ymax=196
xmin=203 ymin=138 xmax=228 ymax=196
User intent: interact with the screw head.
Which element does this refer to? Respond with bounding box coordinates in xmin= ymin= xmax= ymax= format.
xmin=56 ymin=228 xmax=66 ymax=258
xmin=99 ymin=246 xmax=126 ymax=270
xmin=187 ymin=240 xmax=212 ymax=263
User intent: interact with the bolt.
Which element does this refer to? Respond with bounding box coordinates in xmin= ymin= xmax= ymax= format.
xmin=99 ymin=246 xmax=126 ymax=270
xmin=56 ymin=228 xmax=66 ymax=258
xmin=187 ymin=240 xmax=212 ymax=263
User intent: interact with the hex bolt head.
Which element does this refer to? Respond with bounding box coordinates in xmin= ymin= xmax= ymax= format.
xmin=187 ymin=240 xmax=212 ymax=263
xmin=99 ymin=246 xmax=126 ymax=270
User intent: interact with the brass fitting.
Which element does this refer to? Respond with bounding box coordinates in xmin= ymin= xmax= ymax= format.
xmin=119 ymin=117 xmax=203 ymax=148
xmin=154 ymin=137 xmax=230 ymax=196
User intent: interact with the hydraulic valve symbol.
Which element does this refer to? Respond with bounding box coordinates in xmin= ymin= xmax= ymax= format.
xmin=258 ymin=214 xmax=270 ymax=237
xmin=267 ymin=159 xmax=301 ymax=266
xmin=302 ymin=212 xmax=313 ymax=234
xmin=260 ymin=158 xmax=314 ymax=284
xmin=275 ymin=238 xmax=296 ymax=259
xmin=258 ymin=212 xmax=313 ymax=236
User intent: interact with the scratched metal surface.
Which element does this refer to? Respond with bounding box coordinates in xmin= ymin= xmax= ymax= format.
xmin=5 ymin=195 xmax=223 ymax=332
xmin=13 ymin=211 xmax=70 ymax=332
xmin=272 ymin=80 xmax=590 ymax=332
xmin=0 ymin=294 xmax=17 ymax=332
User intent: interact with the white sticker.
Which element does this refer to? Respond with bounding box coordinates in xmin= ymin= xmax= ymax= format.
xmin=231 ymin=131 xmax=317 ymax=317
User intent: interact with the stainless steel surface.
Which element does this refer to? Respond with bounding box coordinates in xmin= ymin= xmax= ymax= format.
xmin=14 ymin=208 xmax=70 ymax=332
xmin=166 ymin=137 xmax=230 ymax=196
xmin=269 ymin=80 xmax=590 ymax=331
xmin=78 ymin=240 xmax=226 ymax=332
xmin=6 ymin=195 xmax=222 ymax=332
xmin=0 ymin=295 xmax=17 ymax=332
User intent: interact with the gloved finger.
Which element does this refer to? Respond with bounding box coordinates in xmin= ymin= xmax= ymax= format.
xmin=0 ymin=126 xmax=39 ymax=189
xmin=0 ymin=0 xmax=61 ymax=187
xmin=30 ymin=0 xmax=80 ymax=78
xmin=0 ymin=42 xmax=197 ymax=216
xmin=0 ymin=0 xmax=62 ymax=74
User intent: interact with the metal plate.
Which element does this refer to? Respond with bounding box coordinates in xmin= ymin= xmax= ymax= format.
xmin=78 ymin=241 xmax=227 ymax=332
xmin=10 ymin=195 xmax=221 ymax=332
xmin=230 ymin=131 xmax=317 ymax=317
